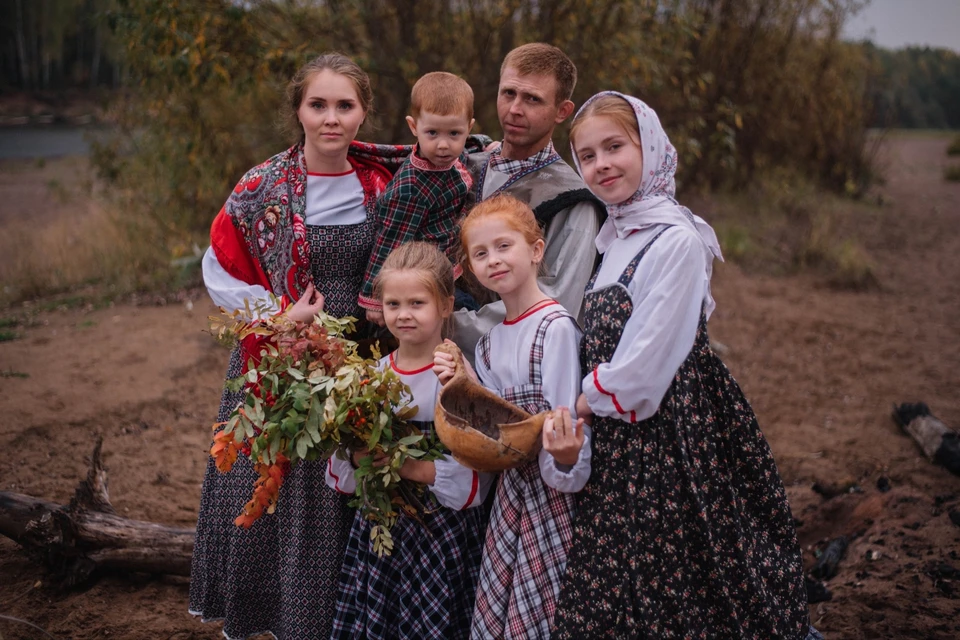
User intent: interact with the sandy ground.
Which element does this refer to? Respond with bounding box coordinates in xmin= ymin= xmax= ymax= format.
xmin=1 ymin=134 xmax=959 ymax=639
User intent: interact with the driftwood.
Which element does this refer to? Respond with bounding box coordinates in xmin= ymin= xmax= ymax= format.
xmin=0 ymin=438 xmax=195 ymax=586
xmin=810 ymin=536 xmax=848 ymax=580
xmin=893 ymin=403 xmax=960 ymax=477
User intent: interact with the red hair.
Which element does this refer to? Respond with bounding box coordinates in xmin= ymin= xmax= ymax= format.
xmin=460 ymin=194 xmax=543 ymax=271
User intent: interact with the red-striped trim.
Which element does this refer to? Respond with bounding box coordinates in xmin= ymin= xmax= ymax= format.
xmin=503 ymin=299 xmax=558 ymax=325
xmin=389 ymin=352 xmax=433 ymax=375
xmin=306 ymin=169 xmax=355 ymax=177
xmin=358 ymin=294 xmax=382 ymax=311
xmin=460 ymin=471 xmax=479 ymax=509
xmin=327 ymin=458 xmax=351 ymax=495
xmin=593 ymin=367 xmax=628 ymax=414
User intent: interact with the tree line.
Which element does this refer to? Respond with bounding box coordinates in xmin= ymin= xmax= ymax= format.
xmin=0 ymin=0 xmax=121 ymax=91
xmin=8 ymin=0 xmax=957 ymax=245
xmin=863 ymin=44 xmax=960 ymax=130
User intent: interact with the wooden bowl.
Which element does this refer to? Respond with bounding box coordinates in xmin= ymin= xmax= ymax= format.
xmin=433 ymin=342 xmax=546 ymax=472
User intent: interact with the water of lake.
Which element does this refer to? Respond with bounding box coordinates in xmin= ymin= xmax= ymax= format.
xmin=0 ymin=126 xmax=113 ymax=160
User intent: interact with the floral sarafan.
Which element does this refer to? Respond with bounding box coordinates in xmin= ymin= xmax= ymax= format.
xmin=209 ymin=300 xmax=445 ymax=556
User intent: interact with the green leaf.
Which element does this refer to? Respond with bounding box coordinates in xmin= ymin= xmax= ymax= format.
xmin=296 ymin=433 xmax=309 ymax=460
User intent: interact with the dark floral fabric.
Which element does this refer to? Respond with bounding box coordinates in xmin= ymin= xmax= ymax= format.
xmin=552 ymin=230 xmax=809 ymax=639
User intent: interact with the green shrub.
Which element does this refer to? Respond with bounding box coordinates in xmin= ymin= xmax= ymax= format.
xmin=947 ymin=135 xmax=960 ymax=156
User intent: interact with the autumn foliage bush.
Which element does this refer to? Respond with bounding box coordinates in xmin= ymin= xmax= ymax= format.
xmin=91 ymin=0 xmax=879 ymax=260
xmin=209 ymin=305 xmax=445 ymax=556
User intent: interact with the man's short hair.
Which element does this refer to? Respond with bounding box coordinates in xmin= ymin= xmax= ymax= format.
xmin=501 ymin=43 xmax=577 ymax=104
xmin=410 ymin=71 xmax=474 ymax=121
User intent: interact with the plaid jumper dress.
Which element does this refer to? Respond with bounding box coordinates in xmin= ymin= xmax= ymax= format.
xmin=330 ymin=417 xmax=487 ymax=640
xmin=471 ymin=308 xmax=580 ymax=640
xmin=552 ymin=229 xmax=811 ymax=639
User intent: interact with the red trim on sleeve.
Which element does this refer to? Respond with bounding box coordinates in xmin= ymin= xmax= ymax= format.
xmin=327 ymin=458 xmax=352 ymax=495
xmin=460 ymin=471 xmax=479 ymax=509
xmin=593 ymin=367 xmax=628 ymax=415
xmin=358 ymin=294 xmax=382 ymax=312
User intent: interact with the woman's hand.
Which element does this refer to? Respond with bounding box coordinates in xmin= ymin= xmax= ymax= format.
xmin=285 ymin=283 xmax=325 ymax=323
xmin=575 ymin=393 xmax=593 ymax=426
xmin=542 ymin=407 xmax=586 ymax=467
xmin=366 ymin=309 xmax=385 ymax=326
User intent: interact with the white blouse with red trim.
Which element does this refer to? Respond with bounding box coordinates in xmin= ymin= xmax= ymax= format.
xmin=474 ymin=299 xmax=591 ymax=494
xmin=201 ymin=171 xmax=367 ymax=315
xmin=581 ymin=223 xmax=709 ymax=424
xmin=325 ymin=352 xmax=494 ymax=511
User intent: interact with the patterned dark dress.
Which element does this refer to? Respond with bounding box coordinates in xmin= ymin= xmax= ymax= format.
xmin=189 ymin=215 xmax=376 ymax=640
xmin=330 ymin=419 xmax=487 ymax=640
xmin=552 ymin=230 xmax=811 ymax=639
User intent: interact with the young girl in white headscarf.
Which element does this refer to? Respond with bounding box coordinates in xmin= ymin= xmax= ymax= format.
xmin=551 ymin=91 xmax=821 ymax=640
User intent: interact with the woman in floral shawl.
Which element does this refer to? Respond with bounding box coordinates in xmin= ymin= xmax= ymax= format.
xmin=189 ymin=53 xmax=391 ymax=640
xmin=552 ymin=91 xmax=819 ymax=639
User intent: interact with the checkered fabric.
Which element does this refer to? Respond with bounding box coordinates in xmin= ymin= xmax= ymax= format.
xmin=331 ymin=421 xmax=487 ymax=640
xmin=358 ymin=149 xmax=473 ymax=310
xmin=478 ymin=141 xmax=561 ymax=202
xmin=487 ymin=141 xmax=559 ymax=176
xmin=471 ymin=310 xmax=578 ymax=640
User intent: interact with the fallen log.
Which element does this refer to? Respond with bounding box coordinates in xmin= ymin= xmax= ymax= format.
xmin=0 ymin=438 xmax=195 ymax=586
xmin=893 ymin=403 xmax=960 ymax=477
xmin=810 ymin=536 xmax=848 ymax=580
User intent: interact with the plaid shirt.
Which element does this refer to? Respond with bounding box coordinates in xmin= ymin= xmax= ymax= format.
xmin=359 ymin=147 xmax=472 ymax=311
xmin=487 ymin=140 xmax=559 ymax=175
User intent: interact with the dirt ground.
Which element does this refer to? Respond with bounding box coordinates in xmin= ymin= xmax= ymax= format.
xmin=1 ymin=134 xmax=959 ymax=639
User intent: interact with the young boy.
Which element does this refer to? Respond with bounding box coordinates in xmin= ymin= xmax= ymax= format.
xmin=359 ymin=71 xmax=476 ymax=323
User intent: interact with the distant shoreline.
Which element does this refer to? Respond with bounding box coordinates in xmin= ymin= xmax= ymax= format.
xmin=0 ymin=90 xmax=116 ymax=129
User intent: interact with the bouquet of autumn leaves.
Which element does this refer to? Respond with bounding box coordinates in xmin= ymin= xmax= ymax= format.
xmin=209 ymin=300 xmax=445 ymax=556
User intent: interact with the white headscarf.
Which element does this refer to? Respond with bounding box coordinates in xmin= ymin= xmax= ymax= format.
xmin=572 ymin=91 xmax=723 ymax=313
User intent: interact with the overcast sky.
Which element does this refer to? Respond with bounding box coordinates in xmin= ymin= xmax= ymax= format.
xmin=843 ymin=0 xmax=960 ymax=51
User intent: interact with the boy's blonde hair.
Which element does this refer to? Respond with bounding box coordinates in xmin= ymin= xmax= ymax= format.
xmin=501 ymin=43 xmax=577 ymax=105
xmin=410 ymin=72 xmax=474 ymax=121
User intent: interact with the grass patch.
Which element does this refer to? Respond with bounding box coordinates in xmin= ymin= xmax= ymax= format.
xmin=0 ymin=317 xmax=19 ymax=329
xmin=944 ymin=165 xmax=960 ymax=182
xmin=78 ymin=319 xmax=98 ymax=329
xmin=0 ymin=330 xmax=19 ymax=342
xmin=947 ymin=135 xmax=960 ymax=156
xmin=0 ymin=369 xmax=29 ymax=379
xmin=0 ymin=195 xmax=181 ymax=308
xmin=696 ymin=169 xmax=879 ymax=290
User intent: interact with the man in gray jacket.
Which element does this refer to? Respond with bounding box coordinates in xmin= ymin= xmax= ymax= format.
xmin=454 ymin=43 xmax=605 ymax=357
